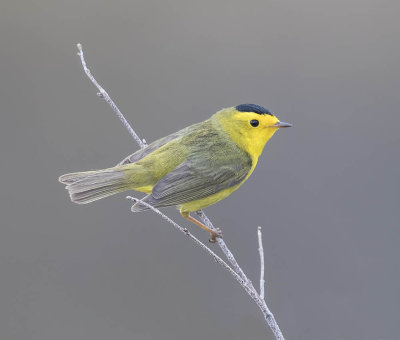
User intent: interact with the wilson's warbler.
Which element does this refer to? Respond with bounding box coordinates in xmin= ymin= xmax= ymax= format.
xmin=59 ymin=104 xmax=291 ymax=241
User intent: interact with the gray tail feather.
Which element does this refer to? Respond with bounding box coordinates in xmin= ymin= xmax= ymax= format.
xmin=59 ymin=168 xmax=127 ymax=204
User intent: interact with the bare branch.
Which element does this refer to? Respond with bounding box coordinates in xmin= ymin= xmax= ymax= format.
xmin=197 ymin=210 xmax=283 ymax=339
xmin=126 ymin=197 xmax=252 ymax=290
xmin=258 ymin=226 xmax=265 ymax=300
xmin=76 ymin=43 xmax=147 ymax=149
xmin=196 ymin=210 xmax=249 ymax=283
xmin=76 ymin=44 xmax=284 ymax=340
xmin=126 ymin=197 xmax=283 ymax=340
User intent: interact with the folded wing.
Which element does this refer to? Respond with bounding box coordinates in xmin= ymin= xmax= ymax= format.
xmin=131 ymin=157 xmax=251 ymax=211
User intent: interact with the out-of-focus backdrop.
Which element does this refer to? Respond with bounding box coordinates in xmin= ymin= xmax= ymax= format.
xmin=1 ymin=1 xmax=399 ymax=339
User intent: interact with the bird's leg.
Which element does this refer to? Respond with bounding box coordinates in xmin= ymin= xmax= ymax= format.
xmin=181 ymin=212 xmax=222 ymax=243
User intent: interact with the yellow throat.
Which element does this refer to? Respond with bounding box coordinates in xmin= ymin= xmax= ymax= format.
xmin=214 ymin=107 xmax=280 ymax=162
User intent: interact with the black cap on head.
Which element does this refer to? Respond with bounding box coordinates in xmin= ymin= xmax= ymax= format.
xmin=236 ymin=104 xmax=272 ymax=116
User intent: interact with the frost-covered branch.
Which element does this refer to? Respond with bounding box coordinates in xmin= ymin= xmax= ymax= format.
xmin=76 ymin=43 xmax=284 ymax=340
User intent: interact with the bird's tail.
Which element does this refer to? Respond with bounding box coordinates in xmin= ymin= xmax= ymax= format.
xmin=59 ymin=167 xmax=128 ymax=204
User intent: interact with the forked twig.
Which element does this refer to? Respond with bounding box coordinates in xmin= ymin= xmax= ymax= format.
xmin=75 ymin=43 xmax=284 ymax=340
xmin=126 ymin=196 xmax=256 ymax=296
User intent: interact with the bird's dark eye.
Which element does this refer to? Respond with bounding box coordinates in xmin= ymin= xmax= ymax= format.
xmin=250 ymin=119 xmax=259 ymax=127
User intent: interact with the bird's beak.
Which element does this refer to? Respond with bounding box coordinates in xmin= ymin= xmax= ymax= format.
xmin=273 ymin=121 xmax=292 ymax=128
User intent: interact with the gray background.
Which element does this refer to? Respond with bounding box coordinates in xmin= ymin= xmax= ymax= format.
xmin=1 ymin=1 xmax=399 ymax=339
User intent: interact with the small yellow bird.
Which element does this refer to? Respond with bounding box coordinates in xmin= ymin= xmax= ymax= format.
xmin=59 ymin=104 xmax=291 ymax=241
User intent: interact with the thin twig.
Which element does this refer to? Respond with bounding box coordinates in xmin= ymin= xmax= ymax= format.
xmin=197 ymin=210 xmax=282 ymax=339
xmin=196 ymin=211 xmax=259 ymax=306
xmin=258 ymin=226 xmax=265 ymax=300
xmin=196 ymin=210 xmax=249 ymax=282
xmin=126 ymin=197 xmax=255 ymax=295
xmin=76 ymin=43 xmax=147 ymax=149
xmin=76 ymin=43 xmax=284 ymax=340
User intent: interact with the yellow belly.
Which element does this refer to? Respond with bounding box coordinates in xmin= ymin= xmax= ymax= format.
xmin=179 ymin=183 xmax=242 ymax=214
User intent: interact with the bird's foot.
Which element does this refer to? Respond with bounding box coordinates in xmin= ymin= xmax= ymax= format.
xmin=209 ymin=228 xmax=223 ymax=243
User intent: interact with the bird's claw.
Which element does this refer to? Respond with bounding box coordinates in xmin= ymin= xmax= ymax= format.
xmin=209 ymin=228 xmax=222 ymax=243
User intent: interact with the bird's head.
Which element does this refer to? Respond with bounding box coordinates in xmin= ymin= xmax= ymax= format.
xmin=214 ymin=104 xmax=292 ymax=159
